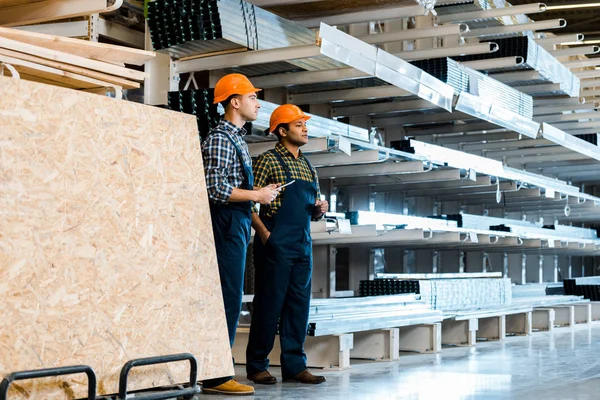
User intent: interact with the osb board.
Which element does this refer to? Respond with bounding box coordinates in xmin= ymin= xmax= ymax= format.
xmin=0 ymin=76 xmax=234 ymax=399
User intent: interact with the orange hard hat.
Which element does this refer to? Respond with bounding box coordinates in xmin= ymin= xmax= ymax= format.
xmin=213 ymin=73 xmax=261 ymax=104
xmin=269 ymin=104 xmax=311 ymax=134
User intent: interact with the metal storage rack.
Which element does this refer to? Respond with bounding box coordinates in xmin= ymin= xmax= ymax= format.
xmin=147 ymin=0 xmax=600 ymax=299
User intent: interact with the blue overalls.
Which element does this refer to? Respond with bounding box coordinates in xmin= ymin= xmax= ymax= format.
xmin=204 ymin=132 xmax=253 ymax=388
xmin=246 ymin=149 xmax=318 ymax=379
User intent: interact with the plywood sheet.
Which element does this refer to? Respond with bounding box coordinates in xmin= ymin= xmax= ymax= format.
xmin=0 ymin=76 xmax=233 ymax=399
xmin=0 ymin=48 xmax=140 ymax=89
xmin=0 ymin=27 xmax=155 ymax=66
xmin=0 ymin=36 xmax=147 ymax=81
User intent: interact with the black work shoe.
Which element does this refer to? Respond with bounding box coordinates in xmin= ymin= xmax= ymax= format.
xmin=283 ymin=369 xmax=326 ymax=384
xmin=247 ymin=370 xmax=277 ymax=385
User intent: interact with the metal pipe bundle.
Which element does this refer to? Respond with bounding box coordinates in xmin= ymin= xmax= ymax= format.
xmin=147 ymin=0 xmax=343 ymax=71
xmin=452 ymin=36 xmax=580 ymax=97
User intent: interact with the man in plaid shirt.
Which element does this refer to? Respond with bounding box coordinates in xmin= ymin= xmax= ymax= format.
xmin=201 ymin=74 xmax=280 ymax=396
xmin=246 ymin=104 xmax=328 ymax=386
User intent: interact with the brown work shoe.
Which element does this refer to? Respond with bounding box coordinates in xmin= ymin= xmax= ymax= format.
xmin=247 ymin=370 xmax=277 ymax=385
xmin=202 ymin=379 xmax=255 ymax=396
xmin=283 ymin=369 xmax=326 ymax=384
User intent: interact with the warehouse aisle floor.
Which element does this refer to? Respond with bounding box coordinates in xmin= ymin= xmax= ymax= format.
xmin=198 ymin=322 xmax=600 ymax=399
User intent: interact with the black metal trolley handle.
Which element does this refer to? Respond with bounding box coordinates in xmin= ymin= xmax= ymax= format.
xmin=0 ymin=365 xmax=96 ymax=400
xmin=118 ymin=353 xmax=200 ymax=400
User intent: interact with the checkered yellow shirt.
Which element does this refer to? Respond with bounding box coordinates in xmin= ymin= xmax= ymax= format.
xmin=252 ymin=142 xmax=321 ymax=218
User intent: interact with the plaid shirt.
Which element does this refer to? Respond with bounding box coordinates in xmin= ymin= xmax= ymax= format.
xmin=201 ymin=119 xmax=252 ymax=204
xmin=252 ymin=142 xmax=320 ymax=218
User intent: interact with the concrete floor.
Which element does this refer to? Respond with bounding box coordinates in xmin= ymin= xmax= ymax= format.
xmin=200 ymin=323 xmax=600 ymax=400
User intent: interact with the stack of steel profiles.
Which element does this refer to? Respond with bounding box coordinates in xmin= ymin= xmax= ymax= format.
xmin=409 ymin=139 xmax=594 ymax=199
xmin=377 ymin=273 xmax=504 ymax=279
xmin=434 ymin=0 xmax=532 ymax=30
xmin=564 ymin=277 xmax=600 ymax=300
xmin=512 ymin=284 xmax=564 ymax=298
xmin=441 ymin=213 xmax=600 ymax=242
xmin=358 ymin=279 xmax=420 ymax=297
xmin=358 ymin=276 xmax=512 ymax=311
xmin=346 ymin=210 xmax=459 ymax=231
xmin=452 ymin=36 xmax=580 ymax=97
xmin=511 ymin=284 xmax=586 ymax=307
xmin=147 ymin=0 xmax=343 ymax=71
xmin=418 ymin=278 xmax=512 ymax=310
xmin=411 ymin=57 xmax=533 ymax=118
xmin=285 ymin=77 xmax=389 ymax=96
xmin=306 ymin=295 xmax=443 ymax=336
xmin=167 ymin=89 xmax=221 ymax=139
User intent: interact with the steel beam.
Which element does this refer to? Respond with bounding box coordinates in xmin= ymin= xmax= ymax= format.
xmin=288 ymin=85 xmax=410 ymax=104
xmin=247 ymin=137 xmax=328 ymax=157
xmin=436 ymin=3 xmax=546 ymax=24
xmin=535 ymin=34 xmax=584 ymax=46
xmin=305 ymin=150 xmax=380 ymax=167
xmin=550 ymin=45 xmax=600 ymax=57
xmin=462 ymin=19 xmax=567 ymax=39
xmin=333 ymin=99 xmax=436 ymax=117
xmin=174 ymin=44 xmax=320 ymax=73
xmin=295 ymin=5 xmax=426 ymax=28
xmin=316 ymin=161 xmax=424 ymax=179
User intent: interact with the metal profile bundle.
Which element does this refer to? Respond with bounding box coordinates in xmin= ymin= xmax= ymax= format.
xmin=420 ymin=278 xmax=512 ymax=310
xmin=359 ymin=279 xmax=420 ymax=297
xmin=167 ymin=89 xmax=221 ymax=139
xmin=540 ymin=123 xmax=600 ymax=162
xmin=360 ymin=277 xmax=512 ymax=311
xmin=346 ymin=210 xmax=459 ymax=231
xmin=441 ymin=213 xmax=600 ymax=242
xmin=452 ymin=36 xmax=580 ymax=97
xmin=147 ymin=0 xmax=343 ymax=71
xmin=306 ymin=295 xmax=443 ymax=336
xmin=435 ymin=0 xmax=533 ymax=30
xmin=318 ymin=23 xmax=455 ymax=112
xmin=409 ymin=139 xmax=600 ymax=202
xmin=409 ymin=57 xmax=536 ymax=137
xmin=564 ymin=277 xmax=600 ymax=300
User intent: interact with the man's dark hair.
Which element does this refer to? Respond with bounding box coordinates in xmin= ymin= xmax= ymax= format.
xmin=221 ymin=94 xmax=241 ymax=111
xmin=274 ymin=123 xmax=289 ymax=141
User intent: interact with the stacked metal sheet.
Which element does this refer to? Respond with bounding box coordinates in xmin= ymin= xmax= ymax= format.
xmin=411 ymin=57 xmax=533 ymax=118
xmin=147 ymin=0 xmax=342 ymax=71
xmin=453 ymin=36 xmax=581 ymax=97
xmin=307 ymin=295 xmax=443 ymax=336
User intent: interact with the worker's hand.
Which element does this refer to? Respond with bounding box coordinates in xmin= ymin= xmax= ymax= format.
xmin=315 ymin=199 xmax=329 ymax=216
xmin=260 ymin=231 xmax=271 ymax=245
xmin=254 ymin=184 xmax=281 ymax=205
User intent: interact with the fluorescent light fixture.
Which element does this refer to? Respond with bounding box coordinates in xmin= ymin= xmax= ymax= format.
xmin=546 ymin=3 xmax=600 ymax=10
